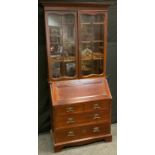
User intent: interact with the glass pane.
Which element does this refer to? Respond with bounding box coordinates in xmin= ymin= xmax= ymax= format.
xmin=51 ymin=62 xmax=62 ymax=78
xmin=80 ymin=42 xmax=92 ymax=51
xmin=80 ymin=13 xmax=104 ymax=77
xmin=48 ymin=13 xmax=77 ymax=79
xmin=50 ymin=44 xmax=63 ymax=56
xmin=48 ymin=14 xmax=61 ymax=26
xmin=63 ymin=43 xmax=76 ymax=57
xmin=65 ymin=63 xmax=76 ymax=77
xmin=93 ymin=42 xmax=104 ymax=58
xmin=63 ymin=14 xmax=75 ymax=24
xmin=81 ymin=47 xmax=93 ymax=60
xmin=81 ymin=60 xmax=104 ymax=76
xmin=81 ymin=24 xmax=93 ymax=41
xmin=49 ymin=27 xmax=62 ymax=56
xmin=49 ymin=26 xmax=62 ymax=36
xmin=93 ymin=24 xmax=104 ymax=40
xmin=81 ymin=60 xmax=94 ymax=75
xmin=93 ymin=60 xmax=104 ymax=74
xmin=93 ymin=14 xmax=104 ymax=23
xmin=63 ymin=25 xmax=75 ymax=42
xmin=80 ymin=14 xmax=92 ymax=23
xmin=80 ymin=42 xmax=92 ymax=59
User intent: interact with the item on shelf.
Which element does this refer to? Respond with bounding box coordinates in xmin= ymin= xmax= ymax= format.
xmin=50 ymin=46 xmax=54 ymax=52
xmin=58 ymin=46 xmax=63 ymax=55
xmin=50 ymin=26 xmax=61 ymax=36
xmin=51 ymin=55 xmax=63 ymax=61
xmin=93 ymin=52 xmax=104 ymax=59
xmin=81 ymin=61 xmax=92 ymax=71
xmin=50 ymin=45 xmax=57 ymax=55
xmin=99 ymin=46 xmax=104 ymax=49
xmin=63 ymin=50 xmax=69 ymax=57
xmin=64 ymin=56 xmax=75 ymax=62
xmin=52 ymin=63 xmax=61 ymax=78
xmin=81 ymin=48 xmax=93 ymax=59
xmin=50 ymin=45 xmax=63 ymax=56
xmin=53 ymin=69 xmax=60 ymax=78
xmin=64 ymin=43 xmax=75 ymax=56
xmin=50 ymin=36 xmax=59 ymax=43
xmin=81 ymin=65 xmax=91 ymax=71
xmin=66 ymin=63 xmax=76 ymax=76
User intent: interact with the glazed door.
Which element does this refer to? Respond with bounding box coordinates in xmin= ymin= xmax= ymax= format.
xmin=78 ymin=11 xmax=106 ymax=78
xmin=45 ymin=12 xmax=78 ymax=80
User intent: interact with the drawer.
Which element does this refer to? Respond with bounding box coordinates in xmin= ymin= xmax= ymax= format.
xmin=85 ymin=100 xmax=111 ymax=111
xmin=55 ymin=109 xmax=110 ymax=128
xmin=55 ymin=123 xmax=110 ymax=143
xmin=54 ymin=103 xmax=84 ymax=115
xmin=86 ymin=123 xmax=110 ymax=137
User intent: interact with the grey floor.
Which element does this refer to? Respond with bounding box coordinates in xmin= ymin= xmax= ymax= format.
xmin=38 ymin=123 xmax=117 ymax=155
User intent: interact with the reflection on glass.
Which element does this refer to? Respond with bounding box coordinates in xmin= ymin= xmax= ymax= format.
xmin=48 ymin=14 xmax=61 ymax=26
xmin=63 ymin=25 xmax=75 ymax=42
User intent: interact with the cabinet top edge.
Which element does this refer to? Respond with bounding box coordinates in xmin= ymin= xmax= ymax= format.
xmin=39 ymin=1 xmax=115 ymax=7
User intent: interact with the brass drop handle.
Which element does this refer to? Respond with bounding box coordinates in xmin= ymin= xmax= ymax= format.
xmin=93 ymin=127 xmax=100 ymax=133
xmin=66 ymin=107 xmax=74 ymax=112
xmin=67 ymin=117 xmax=75 ymax=124
xmin=67 ymin=131 xmax=75 ymax=137
xmin=93 ymin=103 xmax=101 ymax=109
xmin=93 ymin=113 xmax=101 ymax=120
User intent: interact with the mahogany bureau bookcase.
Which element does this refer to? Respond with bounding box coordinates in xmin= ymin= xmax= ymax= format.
xmin=41 ymin=1 xmax=112 ymax=152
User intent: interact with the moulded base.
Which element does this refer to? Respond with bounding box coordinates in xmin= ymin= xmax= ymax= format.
xmin=50 ymin=130 xmax=112 ymax=152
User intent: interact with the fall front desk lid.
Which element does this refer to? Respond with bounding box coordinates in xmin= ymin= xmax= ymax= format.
xmin=50 ymin=77 xmax=112 ymax=105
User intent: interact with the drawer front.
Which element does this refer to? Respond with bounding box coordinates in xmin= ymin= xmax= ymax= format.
xmin=85 ymin=100 xmax=111 ymax=111
xmin=55 ymin=103 xmax=84 ymax=115
xmin=55 ymin=109 xmax=110 ymax=128
xmin=85 ymin=123 xmax=110 ymax=137
xmin=55 ymin=123 xmax=110 ymax=143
